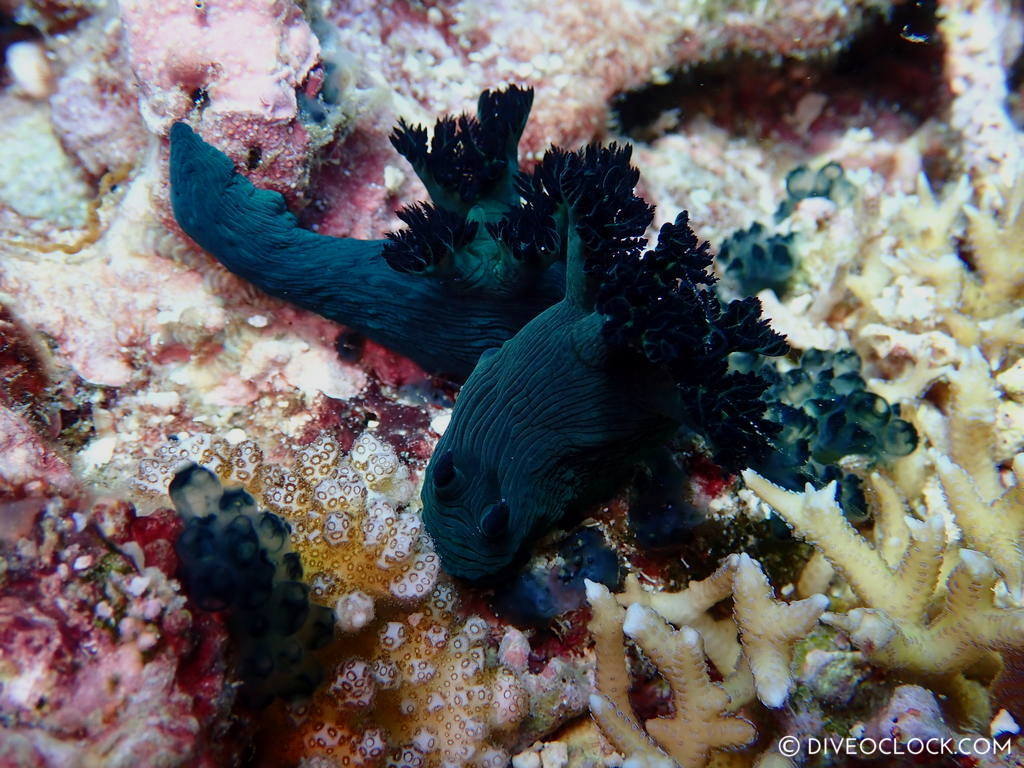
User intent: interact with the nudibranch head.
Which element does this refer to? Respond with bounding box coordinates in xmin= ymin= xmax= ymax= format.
xmin=420 ymin=447 xmax=528 ymax=582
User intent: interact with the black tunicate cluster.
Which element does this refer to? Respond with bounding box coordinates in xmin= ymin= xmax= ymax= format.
xmin=744 ymin=348 xmax=918 ymax=521
xmin=717 ymin=222 xmax=796 ymax=300
xmin=774 ymin=161 xmax=856 ymax=221
xmin=716 ymin=162 xmax=858 ymax=302
xmin=170 ymin=464 xmax=334 ymax=707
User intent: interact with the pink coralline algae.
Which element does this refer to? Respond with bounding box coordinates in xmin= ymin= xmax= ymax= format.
xmin=120 ymin=0 xmax=319 ymax=130
xmin=0 ymin=481 xmax=236 ymax=767
xmin=121 ymin=0 xmax=329 ymax=205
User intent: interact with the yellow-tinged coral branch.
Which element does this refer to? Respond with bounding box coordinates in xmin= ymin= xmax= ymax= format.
xmin=965 ymin=186 xmax=1024 ymax=306
xmin=586 ymin=579 xmax=634 ymax=719
xmin=822 ymin=548 xmax=1018 ymax=679
xmin=947 ymin=349 xmax=1002 ymax=502
xmin=740 ymin=472 xmax=944 ymax=622
xmin=936 ymin=455 xmax=1024 ymax=600
xmin=621 ymin=604 xmax=756 ymax=768
xmin=869 ymin=472 xmax=911 ymax=569
xmin=587 ymin=579 xmax=757 ymax=768
xmin=588 ymin=694 xmax=672 ymax=768
xmin=617 ymin=569 xmax=740 ymax=676
xmin=730 ymin=554 xmax=828 ymax=708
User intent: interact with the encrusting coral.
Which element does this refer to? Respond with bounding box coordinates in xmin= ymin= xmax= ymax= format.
xmin=169 ymin=86 xmax=565 ymax=377
xmin=0 ymin=463 xmax=238 ymax=763
xmin=136 ymin=430 xmax=439 ymax=632
xmin=585 ymin=554 xmax=828 ymax=768
xmin=421 ymin=145 xmax=788 ymax=581
xmin=135 ymin=429 xmax=585 ymax=767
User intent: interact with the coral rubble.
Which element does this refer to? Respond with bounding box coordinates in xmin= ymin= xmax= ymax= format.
xmin=0 ymin=483 xmax=235 ymax=766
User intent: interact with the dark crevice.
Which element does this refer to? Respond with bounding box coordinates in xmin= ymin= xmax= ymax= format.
xmin=612 ymin=1 xmax=945 ymax=146
xmin=190 ymin=87 xmax=210 ymax=111
xmin=0 ymin=13 xmax=44 ymax=89
xmin=245 ymin=146 xmax=262 ymax=170
xmin=1007 ymin=26 xmax=1024 ymax=128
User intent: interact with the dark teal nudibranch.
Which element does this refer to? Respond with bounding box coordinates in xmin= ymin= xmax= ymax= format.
xmin=169 ymin=87 xmax=564 ymax=377
xmin=422 ymin=145 xmax=789 ymax=581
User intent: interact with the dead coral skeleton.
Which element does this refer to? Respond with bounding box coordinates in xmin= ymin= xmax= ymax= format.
xmin=585 ymin=553 xmax=828 ymax=768
xmin=847 ymin=169 xmax=1024 ymax=404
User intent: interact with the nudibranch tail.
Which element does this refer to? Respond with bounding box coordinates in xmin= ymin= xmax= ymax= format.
xmin=168 ymin=87 xmax=565 ymax=377
xmin=169 ymin=121 xmax=387 ymax=306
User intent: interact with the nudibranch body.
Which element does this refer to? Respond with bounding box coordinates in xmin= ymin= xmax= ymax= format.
xmin=169 ymin=87 xmax=564 ymax=377
xmin=422 ymin=146 xmax=789 ymax=581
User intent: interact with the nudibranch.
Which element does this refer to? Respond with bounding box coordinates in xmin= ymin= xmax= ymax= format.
xmin=169 ymin=86 xmax=564 ymax=377
xmin=421 ymin=145 xmax=789 ymax=581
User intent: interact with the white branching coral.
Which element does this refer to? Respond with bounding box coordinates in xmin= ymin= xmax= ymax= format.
xmin=844 ymin=166 xmax=1024 ymax=402
xmin=586 ymin=555 xmax=828 ymax=768
xmin=742 ymin=466 xmax=1024 ymax=725
xmin=730 ymin=554 xmax=830 ymax=708
xmin=586 ymin=579 xmax=755 ymax=768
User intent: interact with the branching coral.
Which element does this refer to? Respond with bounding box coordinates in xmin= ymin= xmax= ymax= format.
xmin=743 ymin=440 xmax=1024 ymax=724
xmin=935 ymin=349 xmax=1024 ymax=600
xmin=421 ymin=145 xmax=788 ymax=581
xmin=846 ymin=171 xmax=1024 ymax=403
xmin=587 ymin=580 xmax=755 ymax=768
xmin=169 ymin=87 xmax=565 ymax=377
xmin=585 ymin=555 xmax=828 ymax=768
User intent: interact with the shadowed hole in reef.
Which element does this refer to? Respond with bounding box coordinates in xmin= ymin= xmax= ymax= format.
xmin=611 ymin=0 xmax=945 ymax=147
xmin=0 ymin=13 xmax=44 ymax=87
xmin=1007 ymin=25 xmax=1024 ymax=129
